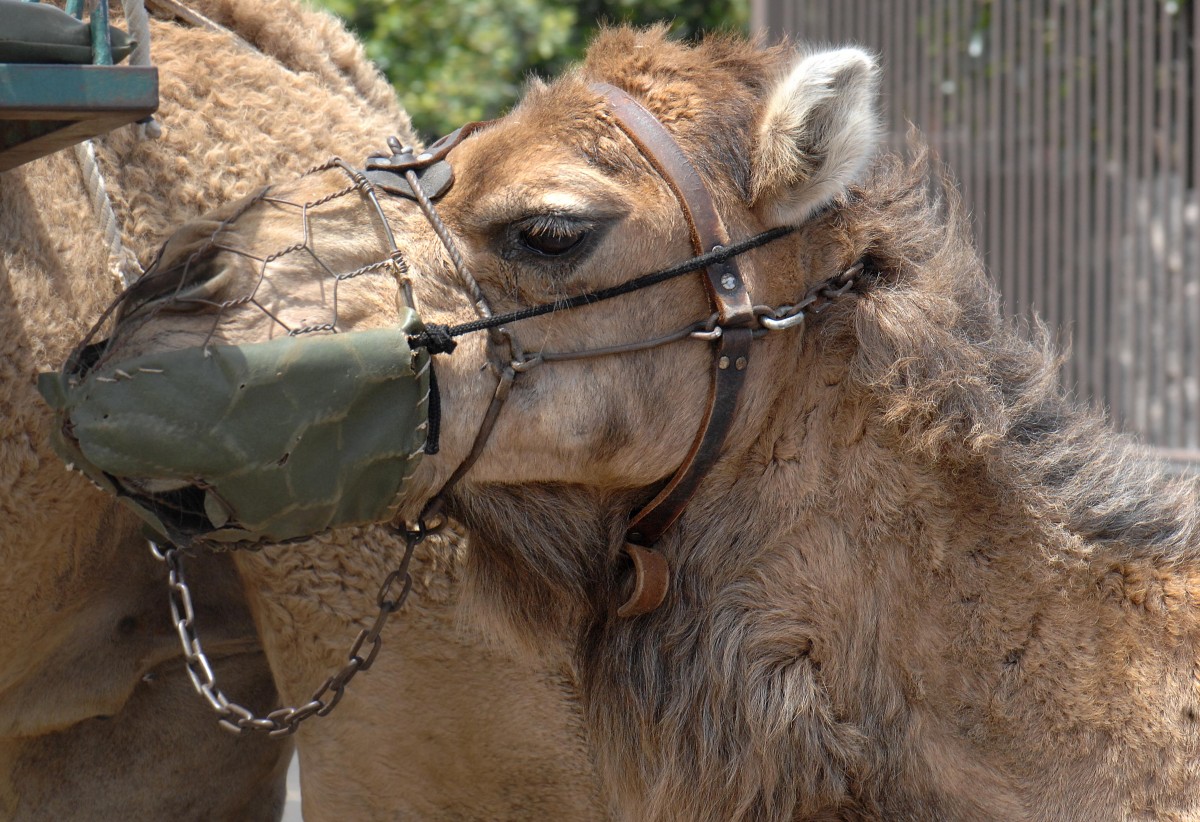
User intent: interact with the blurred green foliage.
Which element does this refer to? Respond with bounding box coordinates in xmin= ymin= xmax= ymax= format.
xmin=313 ymin=0 xmax=748 ymax=138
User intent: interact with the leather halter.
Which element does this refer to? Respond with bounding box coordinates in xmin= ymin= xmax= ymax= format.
xmin=366 ymin=84 xmax=772 ymax=618
xmin=592 ymin=84 xmax=757 ymax=616
xmin=596 ymin=86 xmax=754 ymax=532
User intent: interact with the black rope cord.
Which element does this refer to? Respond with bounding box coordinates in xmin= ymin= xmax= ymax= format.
xmin=424 ymin=365 xmax=442 ymax=455
xmin=408 ymin=224 xmax=797 ymax=355
xmin=412 ymin=223 xmax=798 ymax=455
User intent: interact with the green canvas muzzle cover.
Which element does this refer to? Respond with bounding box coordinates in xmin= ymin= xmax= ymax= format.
xmin=38 ymin=309 xmax=430 ymax=548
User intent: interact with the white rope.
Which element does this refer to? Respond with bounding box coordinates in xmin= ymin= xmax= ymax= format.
xmin=69 ymin=0 xmax=157 ymax=291
xmin=121 ymin=0 xmax=152 ymax=68
xmin=120 ymin=0 xmax=162 ymax=139
xmin=73 ymin=140 xmax=143 ymax=289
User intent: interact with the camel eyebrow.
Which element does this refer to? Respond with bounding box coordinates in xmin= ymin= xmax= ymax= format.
xmin=470 ymin=183 xmax=630 ymax=233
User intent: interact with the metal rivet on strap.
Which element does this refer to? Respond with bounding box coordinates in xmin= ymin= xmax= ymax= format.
xmin=721 ymin=273 xmax=737 ymax=291
xmin=718 ymin=356 xmax=730 ymax=369
xmin=735 ymin=357 xmax=747 ymax=370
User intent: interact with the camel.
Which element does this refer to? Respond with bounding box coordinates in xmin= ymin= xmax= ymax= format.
xmin=3 ymin=1 xmax=604 ymax=819
xmin=59 ymin=25 xmax=1200 ymax=822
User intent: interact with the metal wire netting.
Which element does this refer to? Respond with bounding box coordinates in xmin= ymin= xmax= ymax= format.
xmin=69 ymin=158 xmax=413 ymax=376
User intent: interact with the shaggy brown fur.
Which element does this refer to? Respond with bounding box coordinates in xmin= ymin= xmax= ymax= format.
xmin=2 ymin=3 xmax=605 ymax=820
xmin=104 ymin=26 xmax=1200 ymax=822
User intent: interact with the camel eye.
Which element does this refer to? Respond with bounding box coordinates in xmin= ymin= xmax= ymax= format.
xmin=520 ymin=228 xmax=586 ymax=256
xmin=514 ymin=215 xmax=591 ymax=257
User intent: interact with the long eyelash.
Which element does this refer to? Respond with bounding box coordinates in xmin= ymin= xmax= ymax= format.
xmin=518 ymin=214 xmax=592 ymax=237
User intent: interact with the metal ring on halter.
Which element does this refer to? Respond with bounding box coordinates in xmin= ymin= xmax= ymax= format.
xmin=760 ymin=309 xmax=807 ymax=331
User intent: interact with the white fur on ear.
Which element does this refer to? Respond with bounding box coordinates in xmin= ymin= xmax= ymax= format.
xmin=751 ymin=47 xmax=881 ymax=227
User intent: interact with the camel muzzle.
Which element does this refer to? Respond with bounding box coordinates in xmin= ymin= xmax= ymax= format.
xmin=36 ymin=162 xmax=434 ymax=549
xmin=38 ymin=318 xmax=430 ymax=547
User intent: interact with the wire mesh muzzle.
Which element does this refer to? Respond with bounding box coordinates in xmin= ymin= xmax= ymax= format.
xmin=39 ymin=159 xmax=433 ymax=549
xmin=85 ymin=163 xmax=415 ymax=360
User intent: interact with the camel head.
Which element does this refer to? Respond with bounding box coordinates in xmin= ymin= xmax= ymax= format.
xmin=43 ymin=28 xmax=882 ymax=627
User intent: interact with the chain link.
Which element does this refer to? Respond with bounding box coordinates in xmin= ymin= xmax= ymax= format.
xmin=150 ymin=526 xmax=424 ymax=738
xmin=755 ymin=260 xmax=866 ymax=331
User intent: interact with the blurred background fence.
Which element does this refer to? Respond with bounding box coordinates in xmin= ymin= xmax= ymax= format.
xmin=753 ymin=0 xmax=1199 ymax=462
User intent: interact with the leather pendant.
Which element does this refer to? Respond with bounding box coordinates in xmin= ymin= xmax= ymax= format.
xmin=617 ymin=543 xmax=670 ymax=618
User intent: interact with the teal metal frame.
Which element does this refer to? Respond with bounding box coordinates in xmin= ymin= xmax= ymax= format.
xmin=0 ymin=0 xmax=158 ymax=172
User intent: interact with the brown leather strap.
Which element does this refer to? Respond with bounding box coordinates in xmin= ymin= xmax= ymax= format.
xmin=593 ymin=83 xmax=755 ymax=550
xmin=626 ymin=325 xmax=753 ymax=545
xmin=595 ymin=84 xmax=755 ymax=327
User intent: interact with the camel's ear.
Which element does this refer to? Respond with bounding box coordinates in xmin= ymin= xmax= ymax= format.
xmin=750 ymin=47 xmax=881 ymax=227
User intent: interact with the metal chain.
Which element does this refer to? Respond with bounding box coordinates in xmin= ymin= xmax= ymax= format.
xmin=755 ymin=260 xmax=866 ymax=331
xmin=150 ymin=525 xmax=424 ymax=737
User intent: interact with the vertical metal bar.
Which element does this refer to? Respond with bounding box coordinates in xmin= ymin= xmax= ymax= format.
xmin=900 ymin=0 xmax=913 ymax=150
xmin=899 ymin=0 xmax=913 ymax=148
xmin=1166 ymin=4 xmax=1185 ymax=448
xmin=1091 ymin=0 xmax=1110 ymax=411
xmin=998 ymin=3 xmax=1014 ymax=314
xmin=1017 ymin=4 xmax=1036 ymax=319
xmin=1190 ymin=0 xmax=1200 ymax=448
xmin=947 ymin=0 xmax=965 ymax=223
xmin=1143 ymin=0 xmax=1161 ymax=444
xmin=975 ymin=0 xmax=991 ymax=256
xmin=1030 ymin=0 xmax=1048 ymax=335
xmin=1152 ymin=3 xmax=1171 ymax=446
xmin=865 ymin=0 xmax=882 ymax=77
xmin=928 ymin=0 xmax=940 ymax=151
xmin=1108 ymin=0 xmax=1129 ymax=430
xmin=89 ymin=0 xmax=114 ymax=66
xmin=1069 ymin=0 xmax=1083 ymax=396
xmin=931 ymin=0 xmax=940 ymax=150
xmin=66 ymin=0 xmax=84 ymax=19
xmin=902 ymin=0 xmax=907 ymax=148
xmin=1015 ymin=2 xmax=1032 ymax=318
xmin=881 ymin=0 xmax=895 ymax=145
xmin=1075 ymin=0 xmax=1094 ymax=408
xmin=1051 ymin=0 xmax=1070 ymax=393
xmin=1123 ymin=0 xmax=1142 ymax=434
xmin=1136 ymin=0 xmax=1154 ymax=439
xmin=893 ymin=0 xmax=909 ymax=149
xmin=913 ymin=0 xmax=925 ymax=138
xmin=1111 ymin=0 xmax=1129 ymax=429
xmin=990 ymin=0 xmax=1006 ymax=310
xmin=860 ymin=0 xmax=871 ymax=54
xmin=750 ymin=0 xmax=769 ymax=37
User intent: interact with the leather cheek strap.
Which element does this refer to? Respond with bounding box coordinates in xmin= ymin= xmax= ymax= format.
xmin=592 ymin=83 xmax=756 ymax=618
